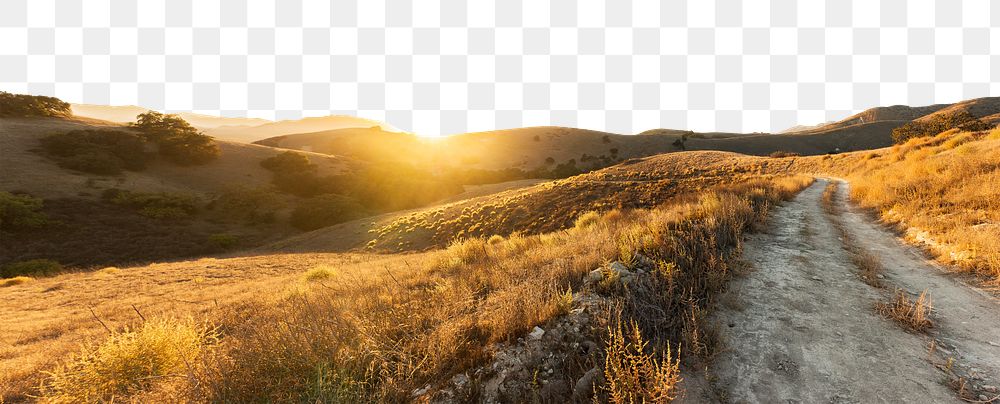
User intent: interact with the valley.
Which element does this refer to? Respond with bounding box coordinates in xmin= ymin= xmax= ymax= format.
xmin=2 ymin=92 xmax=1000 ymax=402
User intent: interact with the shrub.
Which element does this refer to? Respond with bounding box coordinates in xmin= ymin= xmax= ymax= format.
xmin=41 ymin=318 xmax=217 ymax=402
xmin=875 ymin=289 xmax=933 ymax=332
xmin=988 ymin=126 xmax=1000 ymax=140
xmin=40 ymin=130 xmax=151 ymax=174
xmin=0 ymin=276 xmax=33 ymax=287
xmin=104 ymin=189 xmax=199 ymax=220
xmin=0 ymin=91 xmax=71 ymax=117
xmin=603 ymin=320 xmax=681 ymax=403
xmin=210 ymin=186 xmax=283 ymax=224
xmin=574 ymin=211 xmax=601 ymax=230
xmin=891 ymin=111 xmax=991 ymax=144
xmin=261 ymin=151 xmax=316 ymax=174
xmin=303 ymin=266 xmax=335 ymax=282
xmin=157 ymin=131 xmax=221 ymax=165
xmin=0 ymin=191 xmax=49 ymax=230
xmin=290 ymin=194 xmax=367 ymax=231
xmin=260 ymin=152 xmax=345 ymax=197
xmin=768 ymin=151 xmax=800 ymax=158
xmin=2 ymin=259 xmax=62 ymax=278
xmin=131 ymin=111 xmax=220 ymax=165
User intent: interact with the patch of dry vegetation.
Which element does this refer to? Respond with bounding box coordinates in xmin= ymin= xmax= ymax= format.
xmin=603 ymin=320 xmax=681 ymax=403
xmin=0 ymin=276 xmax=32 ymax=287
xmin=875 ymin=289 xmax=933 ymax=332
xmin=8 ymin=171 xmax=812 ymax=402
xmin=41 ymin=318 xmax=217 ymax=403
xmin=794 ymin=127 xmax=1000 ymax=285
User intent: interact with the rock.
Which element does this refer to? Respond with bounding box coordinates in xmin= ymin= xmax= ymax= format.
xmin=451 ymin=373 xmax=469 ymax=388
xmin=573 ymin=367 xmax=601 ymax=399
xmin=585 ymin=268 xmax=603 ymax=283
xmin=411 ymin=385 xmax=431 ymax=397
xmin=610 ymin=261 xmax=629 ymax=273
xmin=528 ymin=326 xmax=545 ymax=340
xmin=983 ymin=385 xmax=998 ymax=393
xmin=632 ymin=253 xmax=655 ymax=270
xmin=979 ymin=395 xmax=989 ymax=401
xmin=876 ymin=274 xmax=885 ymax=279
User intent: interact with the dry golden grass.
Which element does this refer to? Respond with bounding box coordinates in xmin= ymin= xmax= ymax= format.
xmin=40 ymin=318 xmax=217 ymax=403
xmin=875 ymin=289 xmax=933 ymax=332
xmin=793 ymin=128 xmax=1000 ymax=285
xmin=604 ymin=320 xmax=681 ymax=403
xmin=4 ymin=170 xmax=812 ymax=402
xmin=0 ymin=276 xmax=33 ymax=287
xmin=0 ymin=253 xmax=380 ymax=401
xmin=302 ymin=265 xmax=335 ymax=282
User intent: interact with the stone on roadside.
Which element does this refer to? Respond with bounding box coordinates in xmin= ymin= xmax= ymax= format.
xmin=528 ymin=326 xmax=545 ymax=340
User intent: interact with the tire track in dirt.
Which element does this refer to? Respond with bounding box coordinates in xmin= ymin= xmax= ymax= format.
xmin=834 ymin=180 xmax=1000 ymax=402
xmin=685 ymin=179 xmax=961 ymax=403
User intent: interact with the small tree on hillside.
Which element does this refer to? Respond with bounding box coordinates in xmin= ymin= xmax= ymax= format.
xmin=132 ymin=111 xmax=220 ymax=164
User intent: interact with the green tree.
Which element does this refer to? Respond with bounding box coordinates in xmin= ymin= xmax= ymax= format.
xmin=0 ymin=192 xmax=49 ymax=231
xmin=132 ymin=111 xmax=220 ymax=164
xmin=40 ymin=130 xmax=151 ymax=174
xmin=0 ymin=92 xmax=71 ymax=117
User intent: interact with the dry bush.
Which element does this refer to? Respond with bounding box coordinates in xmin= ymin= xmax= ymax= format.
xmin=988 ymin=126 xmax=1000 ymax=140
xmin=40 ymin=318 xmax=217 ymax=403
xmin=850 ymin=250 xmax=884 ymax=287
xmin=0 ymin=276 xmax=32 ymax=287
xmin=875 ymin=289 xmax=933 ymax=332
xmin=603 ymin=319 xmax=681 ymax=403
xmin=768 ymin=151 xmax=800 ymax=158
xmin=821 ymin=182 xmax=837 ymax=214
xmin=574 ymin=210 xmax=601 ymax=230
xmin=303 ymin=265 xmax=335 ymax=282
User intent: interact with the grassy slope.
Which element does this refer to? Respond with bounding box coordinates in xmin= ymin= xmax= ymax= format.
xmin=267 ymin=150 xmax=791 ymax=253
xmin=254 ymin=121 xmax=912 ymax=173
xmin=0 ymin=117 xmax=349 ymax=200
xmin=0 ymin=117 xmax=352 ymax=267
xmin=203 ymin=115 xmax=395 ymax=143
xmin=1 ymin=149 xmax=813 ymax=401
xmin=791 ymin=127 xmax=1000 ymax=284
xmin=0 ymin=252 xmax=398 ymax=399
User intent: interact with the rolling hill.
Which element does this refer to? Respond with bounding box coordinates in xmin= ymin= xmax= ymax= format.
xmin=70 ymin=103 xmax=399 ymax=143
xmin=71 ymin=103 xmax=270 ymax=130
xmin=0 ymin=115 xmax=353 ymax=267
xmin=203 ymin=115 xmax=400 ymax=143
xmin=254 ymin=122 xmax=895 ymax=172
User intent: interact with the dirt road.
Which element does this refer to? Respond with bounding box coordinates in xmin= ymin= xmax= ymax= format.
xmin=685 ymin=179 xmax=1000 ymax=403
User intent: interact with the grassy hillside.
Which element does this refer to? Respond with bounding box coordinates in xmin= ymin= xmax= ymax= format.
xmin=70 ymin=103 xmax=393 ymax=143
xmin=204 ymin=115 xmax=398 ymax=143
xmin=0 ymin=115 xmax=356 ymax=268
xmin=792 ymin=126 xmax=1000 ymax=284
xmin=256 ymin=119 xmax=931 ymax=177
xmin=1 ymin=155 xmax=812 ymax=402
xmin=268 ymin=150 xmax=798 ymax=254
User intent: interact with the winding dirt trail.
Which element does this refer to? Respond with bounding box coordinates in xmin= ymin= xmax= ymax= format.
xmin=685 ymin=179 xmax=1000 ymax=403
